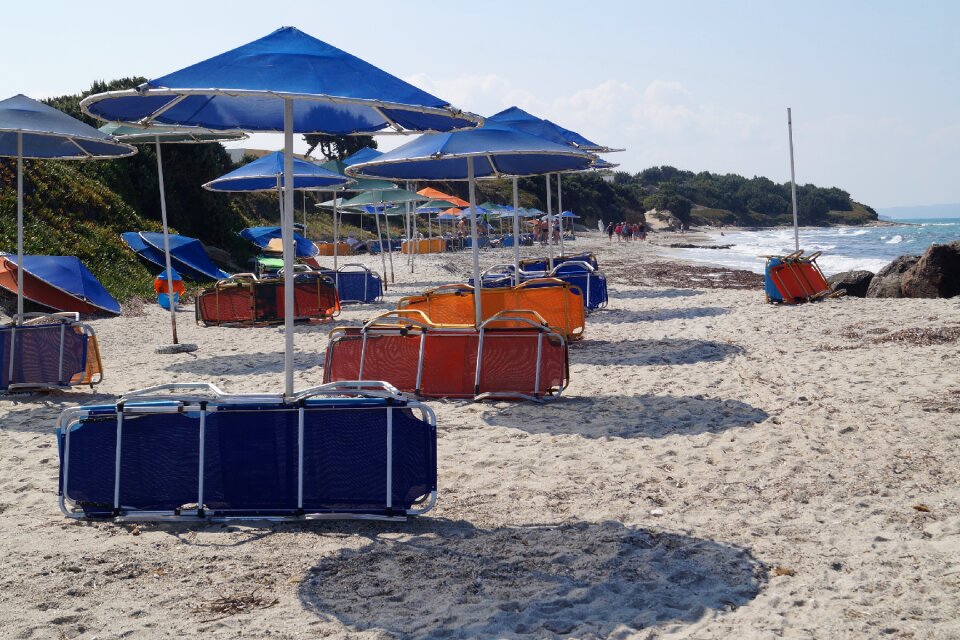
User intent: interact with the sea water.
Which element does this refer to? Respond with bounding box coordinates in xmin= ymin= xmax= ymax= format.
xmin=661 ymin=218 xmax=960 ymax=276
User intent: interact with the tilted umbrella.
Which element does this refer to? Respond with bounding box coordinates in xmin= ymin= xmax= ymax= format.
xmin=347 ymin=126 xmax=594 ymax=323
xmin=102 ymin=122 xmax=246 ymax=351
xmin=0 ymin=95 xmax=136 ymax=323
xmin=82 ymin=26 xmax=480 ymax=395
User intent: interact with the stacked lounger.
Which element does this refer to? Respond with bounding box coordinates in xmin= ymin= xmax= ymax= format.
xmin=324 ymin=310 xmax=569 ymax=401
xmin=473 ymin=260 xmax=608 ymax=310
xmin=57 ymin=381 xmax=437 ymax=521
xmin=765 ymin=251 xmax=836 ymax=304
xmin=196 ymin=272 xmax=339 ymax=326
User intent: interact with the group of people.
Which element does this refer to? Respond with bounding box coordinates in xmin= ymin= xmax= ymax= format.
xmin=534 ymin=217 xmax=562 ymax=245
xmin=605 ymin=221 xmax=647 ymax=242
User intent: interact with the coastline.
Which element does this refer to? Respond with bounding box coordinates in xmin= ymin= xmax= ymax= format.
xmin=1 ymin=234 xmax=958 ymax=638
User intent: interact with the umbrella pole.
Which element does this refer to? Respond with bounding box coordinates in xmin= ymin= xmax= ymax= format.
xmin=512 ymin=177 xmax=521 ymax=287
xmin=385 ymin=212 xmax=395 ymax=283
xmin=558 ymin=173 xmax=565 ymax=257
xmin=374 ymin=212 xmax=387 ymax=291
xmin=282 ymin=99 xmax=296 ymax=397
xmin=155 ymin=137 xmax=179 ymax=345
xmin=546 ymin=174 xmax=554 ymax=271
xmin=788 ymin=107 xmax=800 ymax=252
xmin=16 ymin=132 xmax=23 ymax=324
xmin=332 ymin=191 xmax=340 ymax=272
xmin=467 ymin=156 xmax=482 ymax=326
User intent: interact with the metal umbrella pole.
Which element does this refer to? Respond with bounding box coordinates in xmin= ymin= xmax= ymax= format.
xmin=154 ymin=136 xmax=180 ymax=345
xmin=15 ymin=132 xmax=23 ymax=323
xmin=546 ymin=174 xmax=554 ymax=271
xmin=512 ymin=176 xmax=521 ymax=286
xmin=384 ymin=209 xmax=396 ymax=283
xmin=788 ymin=107 xmax=800 ymax=252
xmin=467 ymin=156 xmax=482 ymax=326
xmin=557 ymin=173 xmax=565 ymax=256
xmin=282 ymin=99 xmax=296 ymax=397
xmin=332 ymin=191 xmax=341 ymax=271
xmin=374 ymin=209 xmax=388 ymax=290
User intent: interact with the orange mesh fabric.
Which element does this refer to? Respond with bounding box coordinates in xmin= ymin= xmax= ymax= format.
xmin=397 ymin=281 xmax=585 ymax=340
xmin=401 ymin=238 xmax=446 ymax=254
xmin=323 ymin=326 xmax=568 ymax=399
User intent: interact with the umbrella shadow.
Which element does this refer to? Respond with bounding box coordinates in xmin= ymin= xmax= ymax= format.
xmin=483 ymin=395 xmax=769 ymax=439
xmin=1 ymin=390 xmax=115 ymax=433
xmin=163 ymin=352 xmax=324 ymax=376
xmin=297 ymin=519 xmax=766 ymax=638
xmin=571 ymin=338 xmax=743 ymax=366
xmin=594 ymin=306 xmax=730 ymax=324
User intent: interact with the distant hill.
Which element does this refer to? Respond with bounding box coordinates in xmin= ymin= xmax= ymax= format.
xmin=876 ymin=203 xmax=960 ymax=219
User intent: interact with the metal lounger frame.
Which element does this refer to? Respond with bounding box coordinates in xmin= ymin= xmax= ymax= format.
xmin=334 ymin=309 xmax=568 ymax=402
xmin=58 ymin=380 xmax=436 ymax=523
xmin=3 ymin=312 xmax=103 ymax=392
xmin=331 ymin=263 xmax=383 ymax=304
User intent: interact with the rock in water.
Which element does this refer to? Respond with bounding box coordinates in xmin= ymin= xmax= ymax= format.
xmin=828 ymin=270 xmax=874 ymax=298
xmin=900 ymin=241 xmax=960 ymax=299
xmin=866 ymin=255 xmax=920 ymax=298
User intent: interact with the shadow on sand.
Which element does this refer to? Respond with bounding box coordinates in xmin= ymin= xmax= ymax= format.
xmin=610 ymin=288 xmax=704 ymax=299
xmin=162 ymin=352 xmax=324 ymax=376
xmin=593 ymin=306 xmax=730 ymax=325
xmin=483 ymin=394 xmax=769 ymax=439
xmin=297 ymin=518 xmax=766 ymax=638
xmin=1 ymin=390 xmax=115 ymax=433
xmin=571 ymin=338 xmax=743 ymax=366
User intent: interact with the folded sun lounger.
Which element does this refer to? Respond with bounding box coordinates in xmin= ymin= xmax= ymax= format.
xmin=1 ymin=313 xmax=103 ymax=392
xmin=520 ymin=252 xmax=599 ymax=272
xmin=475 ymin=260 xmax=608 ymax=311
xmin=314 ymin=264 xmax=383 ymax=304
xmin=324 ymin=310 xmax=569 ymax=401
xmin=57 ymin=381 xmax=437 ymax=521
xmin=765 ymin=251 xmax=835 ymax=304
xmin=195 ymin=271 xmax=340 ymax=326
xmin=398 ymin=279 xmax=586 ymax=340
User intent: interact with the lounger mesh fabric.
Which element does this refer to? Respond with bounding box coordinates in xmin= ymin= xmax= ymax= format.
xmin=314 ymin=242 xmax=352 ymax=256
xmin=472 ymin=262 xmax=608 ymax=310
xmin=58 ymin=386 xmax=437 ymax=520
xmin=1 ymin=321 xmax=102 ymax=390
xmin=520 ymin=252 xmax=599 ymax=272
xmin=196 ymin=274 xmax=339 ymax=325
xmin=323 ymin=312 xmax=568 ymax=400
xmin=401 ymin=238 xmax=445 ymax=254
xmin=316 ymin=265 xmax=383 ymax=303
xmin=398 ymin=280 xmax=586 ymax=340
xmin=765 ymin=252 xmax=832 ymax=304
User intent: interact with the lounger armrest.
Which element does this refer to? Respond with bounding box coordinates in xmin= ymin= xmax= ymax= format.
xmin=427 ymin=283 xmax=475 ymax=295
xmin=17 ymin=311 xmax=80 ymax=325
xmin=481 ymin=263 xmax=516 ymax=277
xmin=294 ymin=380 xmax=407 ymax=402
xmin=220 ymin=273 xmax=258 ymax=284
xmin=516 ymin=277 xmax=566 ymax=289
xmin=550 ymin=260 xmax=595 ymax=274
xmin=363 ymin=309 xmax=434 ymax=330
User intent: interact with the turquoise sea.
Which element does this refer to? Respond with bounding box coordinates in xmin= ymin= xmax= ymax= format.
xmin=663 ymin=218 xmax=960 ymax=276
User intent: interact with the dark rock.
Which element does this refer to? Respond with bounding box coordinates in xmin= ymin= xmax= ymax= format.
xmin=866 ymin=255 xmax=920 ymax=298
xmin=828 ymin=270 xmax=874 ymax=297
xmin=900 ymin=241 xmax=960 ymax=299
xmin=668 ymin=243 xmax=733 ymax=250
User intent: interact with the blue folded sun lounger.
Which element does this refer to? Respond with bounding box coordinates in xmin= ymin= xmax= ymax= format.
xmin=316 ymin=264 xmax=383 ymax=304
xmin=57 ymin=381 xmax=436 ymax=521
xmin=472 ymin=260 xmax=608 ymax=311
xmin=1 ymin=313 xmax=102 ymax=392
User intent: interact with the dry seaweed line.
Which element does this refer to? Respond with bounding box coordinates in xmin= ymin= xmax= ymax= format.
xmin=193 ymin=588 xmax=279 ymax=623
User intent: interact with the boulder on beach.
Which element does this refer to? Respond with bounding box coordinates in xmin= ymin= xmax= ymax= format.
xmin=900 ymin=241 xmax=960 ymax=299
xmin=865 ymin=255 xmax=920 ymax=298
xmin=828 ymin=270 xmax=874 ymax=298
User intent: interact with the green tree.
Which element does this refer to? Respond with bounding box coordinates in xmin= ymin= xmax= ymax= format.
xmin=303 ymin=134 xmax=377 ymax=160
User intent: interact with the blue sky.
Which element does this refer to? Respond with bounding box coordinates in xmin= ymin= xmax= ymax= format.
xmin=3 ymin=1 xmax=957 ymax=208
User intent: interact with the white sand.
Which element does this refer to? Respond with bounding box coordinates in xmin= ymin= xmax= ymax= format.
xmin=1 ymin=234 xmax=958 ymax=639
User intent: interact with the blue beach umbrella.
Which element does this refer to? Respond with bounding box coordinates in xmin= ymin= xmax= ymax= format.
xmin=0 ymin=95 xmax=136 ymax=323
xmin=103 ymin=123 xmax=247 ymax=348
xmin=347 ymin=127 xmax=594 ymax=322
xmin=81 ymin=26 xmax=481 ymax=394
xmin=488 ymin=107 xmax=625 ymax=260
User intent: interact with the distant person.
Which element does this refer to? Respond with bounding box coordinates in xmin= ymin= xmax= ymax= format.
xmin=638 ymin=222 xmax=647 ymax=241
xmin=615 ymin=222 xmax=623 ymax=242
xmin=605 ymin=222 xmax=615 ymax=241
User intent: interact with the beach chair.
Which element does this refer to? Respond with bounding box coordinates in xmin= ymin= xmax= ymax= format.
xmin=314 ymin=264 xmax=383 ymax=304
xmin=401 ymin=238 xmax=445 ymax=254
xmin=397 ymin=279 xmax=586 ymax=340
xmin=324 ymin=310 xmax=569 ymax=401
xmin=520 ymin=252 xmax=599 ymax=272
xmin=1 ymin=313 xmax=103 ymax=392
xmin=314 ymin=242 xmax=352 ymax=257
xmin=473 ymin=261 xmax=608 ymax=311
xmin=57 ymin=381 xmax=437 ymax=522
xmin=195 ymin=270 xmax=340 ymax=326
xmin=765 ymin=251 xmax=836 ymax=304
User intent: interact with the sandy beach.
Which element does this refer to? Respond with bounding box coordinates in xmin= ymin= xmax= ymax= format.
xmin=1 ymin=232 xmax=958 ymax=639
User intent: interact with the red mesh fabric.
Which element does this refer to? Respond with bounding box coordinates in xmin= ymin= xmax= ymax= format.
xmin=197 ymin=278 xmax=338 ymax=325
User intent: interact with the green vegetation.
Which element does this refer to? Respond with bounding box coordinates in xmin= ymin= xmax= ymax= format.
xmin=0 ymin=77 xmax=877 ymax=306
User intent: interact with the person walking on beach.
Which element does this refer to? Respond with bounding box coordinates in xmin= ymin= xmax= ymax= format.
xmin=605 ymin=221 xmax=615 ymax=241
xmin=614 ymin=222 xmax=623 ymax=242
xmin=638 ymin=222 xmax=647 ymax=241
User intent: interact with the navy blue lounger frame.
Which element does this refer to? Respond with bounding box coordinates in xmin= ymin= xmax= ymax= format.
xmin=318 ymin=263 xmax=383 ymax=304
xmin=57 ymin=381 xmax=436 ymax=522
